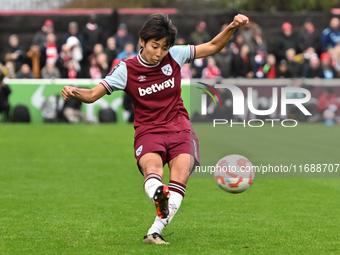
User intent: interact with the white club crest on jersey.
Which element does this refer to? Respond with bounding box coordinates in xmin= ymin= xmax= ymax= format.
xmin=161 ymin=64 xmax=172 ymax=76
xmin=136 ymin=145 xmax=143 ymax=156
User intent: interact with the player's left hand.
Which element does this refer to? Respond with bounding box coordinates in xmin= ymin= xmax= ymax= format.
xmin=62 ymin=86 xmax=76 ymax=101
xmin=232 ymin=14 xmax=249 ymax=28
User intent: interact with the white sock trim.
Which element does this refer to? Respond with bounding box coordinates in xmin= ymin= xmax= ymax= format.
xmin=143 ymin=173 xmax=162 ymax=187
xmin=144 ymin=175 xmax=163 ymax=202
xmin=168 ymin=183 xmax=186 ymax=195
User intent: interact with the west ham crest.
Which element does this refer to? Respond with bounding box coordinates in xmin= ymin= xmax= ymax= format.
xmin=161 ymin=64 xmax=172 ymax=76
xmin=136 ymin=145 xmax=143 ymax=156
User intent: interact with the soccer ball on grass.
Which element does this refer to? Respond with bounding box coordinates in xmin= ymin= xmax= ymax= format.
xmin=214 ymin=154 xmax=255 ymax=193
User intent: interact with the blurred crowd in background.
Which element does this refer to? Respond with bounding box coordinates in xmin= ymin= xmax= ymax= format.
xmin=1 ymin=14 xmax=340 ymax=124
xmin=1 ymin=14 xmax=340 ymax=80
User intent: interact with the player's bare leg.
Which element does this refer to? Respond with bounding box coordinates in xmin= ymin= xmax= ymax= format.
xmin=168 ymin=153 xmax=194 ymax=185
xmin=140 ymin=153 xmax=170 ymax=244
xmin=139 ymin=152 xmax=164 ymax=178
xmin=146 ymin=154 xmax=194 ymax=243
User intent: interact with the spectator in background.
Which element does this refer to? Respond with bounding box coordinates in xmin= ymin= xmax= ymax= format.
xmin=320 ymin=17 xmax=340 ymax=52
xmin=88 ymin=55 xmax=101 ymax=79
xmin=201 ymin=56 xmax=220 ymax=78
xmin=213 ymin=24 xmax=234 ymax=78
xmin=275 ymin=22 xmax=298 ymax=61
xmin=232 ymin=44 xmax=254 ymax=78
xmin=62 ymin=24 xmax=86 ymax=78
xmin=228 ymin=34 xmax=245 ymax=76
xmin=181 ymin=63 xmax=193 ymax=79
xmin=96 ymin=52 xmax=109 ymax=78
xmin=27 ymin=45 xmax=41 ymax=78
xmin=285 ymin=48 xmax=303 ymax=78
xmin=2 ymin=34 xmax=27 ymax=74
xmin=188 ymin=20 xmax=211 ymax=45
xmin=86 ymin=43 xmax=104 ymax=69
xmin=88 ymin=43 xmax=104 ymax=60
xmin=82 ymin=14 xmax=104 ymax=58
xmin=238 ymin=18 xmax=267 ymax=59
xmin=298 ymin=19 xmax=320 ymax=54
xmin=66 ymin=36 xmax=83 ymax=75
xmin=41 ymin=33 xmax=58 ymax=66
xmin=56 ymin=44 xmax=73 ymax=78
xmin=61 ymin=22 xmax=85 ymax=55
xmin=3 ymin=61 xmax=15 ymax=79
xmin=303 ymin=55 xmax=324 ymax=78
xmin=87 ymin=52 xmax=109 ymax=79
xmin=187 ymin=22 xmax=212 ymax=78
xmin=263 ymin=54 xmax=277 ymax=78
xmin=41 ymin=62 xmax=61 ymax=79
xmin=214 ymin=45 xmax=233 ymax=78
xmin=330 ymin=42 xmax=340 ymax=77
xmin=317 ymin=87 xmax=340 ymax=125
xmin=66 ymin=61 xmax=78 ymax=79
xmin=248 ymin=28 xmax=268 ymax=59
xmin=112 ymin=42 xmax=137 ymax=68
xmin=230 ymin=34 xmax=245 ymax=55
xmin=175 ymin=35 xmax=186 ymax=45
xmin=191 ymin=56 xmax=207 ymax=78
xmin=0 ymin=69 xmax=11 ymax=122
xmin=187 ymin=23 xmax=211 ymax=78
xmin=320 ymin=52 xmax=338 ymax=78
xmin=116 ymin=42 xmax=136 ymax=60
xmin=276 ymin=59 xmax=292 ymax=78
xmin=32 ymin=19 xmax=54 ymax=48
xmin=104 ymin=37 xmax=120 ymax=69
xmin=253 ymin=47 xmax=267 ymax=78
xmin=113 ymin=23 xmax=135 ymax=52
xmin=301 ymin=47 xmax=317 ymax=73
xmin=16 ymin=64 xmax=34 ymax=79
xmin=318 ymin=87 xmax=339 ymax=111
xmin=95 ymin=44 xmax=104 ymax=54
xmin=238 ymin=18 xmax=258 ymax=45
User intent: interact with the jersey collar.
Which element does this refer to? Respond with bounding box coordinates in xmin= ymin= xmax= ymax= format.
xmin=137 ymin=48 xmax=161 ymax=68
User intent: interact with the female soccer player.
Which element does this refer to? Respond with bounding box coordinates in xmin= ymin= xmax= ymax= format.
xmin=62 ymin=13 xmax=248 ymax=244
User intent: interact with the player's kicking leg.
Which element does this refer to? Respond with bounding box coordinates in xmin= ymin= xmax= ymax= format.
xmin=139 ymin=153 xmax=170 ymax=244
xmin=145 ymin=153 xmax=194 ymax=244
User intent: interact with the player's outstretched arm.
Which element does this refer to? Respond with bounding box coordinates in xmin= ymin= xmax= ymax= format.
xmin=195 ymin=14 xmax=249 ymax=59
xmin=62 ymin=84 xmax=107 ymax=103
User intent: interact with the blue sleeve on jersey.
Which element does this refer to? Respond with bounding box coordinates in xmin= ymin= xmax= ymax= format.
xmin=169 ymin=45 xmax=196 ymax=67
xmin=101 ymin=62 xmax=128 ymax=94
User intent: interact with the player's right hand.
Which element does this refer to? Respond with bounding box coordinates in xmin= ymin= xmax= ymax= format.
xmin=232 ymin=14 xmax=249 ymax=28
xmin=62 ymin=86 xmax=75 ymax=101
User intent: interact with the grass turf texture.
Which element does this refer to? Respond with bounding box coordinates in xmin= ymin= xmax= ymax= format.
xmin=0 ymin=123 xmax=339 ymax=254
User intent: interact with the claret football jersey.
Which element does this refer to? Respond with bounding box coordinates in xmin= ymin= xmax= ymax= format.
xmin=100 ymin=45 xmax=196 ymax=139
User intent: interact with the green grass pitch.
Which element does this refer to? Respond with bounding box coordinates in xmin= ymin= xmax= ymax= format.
xmin=0 ymin=123 xmax=339 ymax=254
